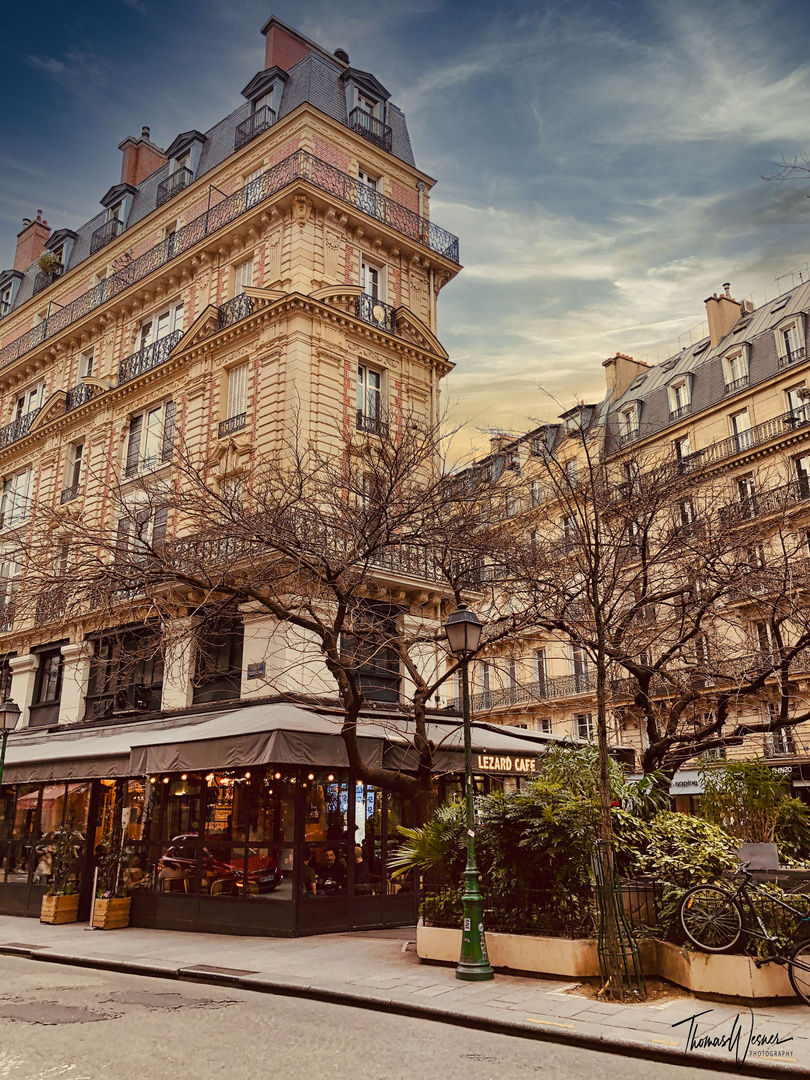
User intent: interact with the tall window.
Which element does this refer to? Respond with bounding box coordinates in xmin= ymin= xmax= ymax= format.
xmin=361 ymin=260 xmax=381 ymax=300
xmin=571 ymin=645 xmax=589 ymax=691
xmin=245 ymin=167 xmax=264 ymax=209
xmin=730 ymin=409 xmax=752 ymax=451
xmin=0 ymin=469 xmax=33 ymax=529
xmin=227 ymin=363 xmax=249 ymax=422
xmin=786 ymin=385 xmax=809 ymax=423
xmin=531 ymin=479 xmax=543 ymax=506
xmin=674 ymin=434 xmax=691 ymax=463
xmin=725 ymin=350 xmax=747 ymax=388
xmin=564 ymin=459 xmax=578 ymax=486
xmin=534 ymin=648 xmax=547 ymax=694
xmin=124 ymin=401 xmax=176 ymax=477
xmin=0 ymin=561 xmax=19 ymax=625
xmin=13 ymin=384 xmax=45 ymax=422
xmin=340 ymin=601 xmax=401 ymax=705
xmin=736 ymin=474 xmax=756 ymax=517
xmin=234 ymin=258 xmax=254 ymax=292
xmin=85 ymin=628 xmax=164 ymax=720
xmin=139 ymin=304 xmax=183 ymax=350
xmin=796 ymin=453 xmax=810 ymax=498
xmin=79 ymin=350 xmax=94 ymax=379
xmin=116 ymin=505 xmax=168 ymax=563
xmin=66 ymin=443 xmax=84 ymax=492
xmin=0 ymin=284 xmax=12 ymax=316
xmin=193 ymin=618 xmax=245 ymax=704
xmin=357 ymin=365 xmax=382 ymax=425
xmin=782 ymin=323 xmax=802 ymax=361
xmin=358 ymin=169 xmax=379 ymax=215
xmin=576 ymin=712 xmax=595 ymax=741
xmin=619 ymin=405 xmax=638 ymax=440
xmin=669 ymin=380 xmax=690 ymax=416
xmin=29 ymin=647 xmax=64 ymax=727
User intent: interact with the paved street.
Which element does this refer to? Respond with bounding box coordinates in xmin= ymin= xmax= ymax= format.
xmin=0 ymin=954 xmax=727 ymax=1080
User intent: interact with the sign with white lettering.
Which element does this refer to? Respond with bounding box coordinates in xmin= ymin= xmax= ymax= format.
xmin=474 ymin=754 xmax=538 ymax=775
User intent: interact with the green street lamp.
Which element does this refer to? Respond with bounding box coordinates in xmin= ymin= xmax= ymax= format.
xmin=0 ymin=700 xmax=20 ymax=790
xmin=444 ymin=603 xmax=494 ymax=982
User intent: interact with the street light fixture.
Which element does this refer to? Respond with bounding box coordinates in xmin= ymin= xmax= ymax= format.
xmin=0 ymin=700 xmax=20 ymax=790
xmin=444 ymin=603 xmax=494 ymax=982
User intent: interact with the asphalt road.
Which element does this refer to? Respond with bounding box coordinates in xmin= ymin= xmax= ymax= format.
xmin=0 ymin=955 xmax=720 ymax=1080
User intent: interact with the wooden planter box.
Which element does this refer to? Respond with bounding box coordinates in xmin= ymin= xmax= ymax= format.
xmin=40 ymin=893 xmax=79 ymax=925
xmin=92 ymin=897 xmax=131 ymax=930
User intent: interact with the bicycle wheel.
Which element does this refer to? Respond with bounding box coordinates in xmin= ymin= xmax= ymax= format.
xmin=679 ymin=886 xmax=743 ymax=953
xmin=789 ymin=940 xmax=810 ymax=1006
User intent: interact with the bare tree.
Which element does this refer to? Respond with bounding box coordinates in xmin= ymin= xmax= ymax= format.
xmin=15 ymin=414 xmax=530 ymax=823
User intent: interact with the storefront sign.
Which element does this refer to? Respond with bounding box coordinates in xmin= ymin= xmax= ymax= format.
xmin=669 ymin=770 xmax=703 ymax=796
xmin=475 ymin=754 xmax=537 ymax=774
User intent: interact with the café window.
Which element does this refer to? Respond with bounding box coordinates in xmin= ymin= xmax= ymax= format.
xmin=29 ymin=645 xmax=65 ymax=727
xmin=340 ymin=600 xmax=401 ymax=704
xmin=192 ymin=617 xmax=244 ymax=704
xmin=84 ymin=628 xmax=164 ymax=720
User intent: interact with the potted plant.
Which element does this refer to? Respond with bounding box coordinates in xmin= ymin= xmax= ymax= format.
xmin=37 ymin=251 xmax=62 ymax=276
xmin=91 ymin=800 xmax=131 ymax=930
xmin=40 ymin=819 xmax=81 ymax=924
xmin=700 ymin=760 xmax=786 ymax=869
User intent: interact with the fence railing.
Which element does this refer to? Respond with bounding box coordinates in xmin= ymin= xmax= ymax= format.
xmin=156 ymin=166 xmax=194 ymax=207
xmin=217 ymin=292 xmax=254 ymax=331
xmin=90 ymin=217 xmax=124 ymax=254
xmin=348 ymin=107 xmax=393 ymax=153
xmin=218 ymin=413 xmax=246 ymax=438
xmin=118 ymin=330 xmax=182 ymax=385
xmin=0 ymin=408 xmax=41 ymax=450
xmin=33 ymin=265 xmax=64 ymax=295
xmin=0 ymin=151 xmax=459 ymax=375
xmin=234 ymin=106 xmax=276 ymax=150
xmin=718 ymin=478 xmax=810 ymax=525
xmin=681 ymin=404 xmax=810 ymax=469
xmin=448 ymin=670 xmax=598 ymax=713
xmin=355 ymin=292 xmax=396 ymax=334
xmin=65 ymin=382 xmax=93 ymax=412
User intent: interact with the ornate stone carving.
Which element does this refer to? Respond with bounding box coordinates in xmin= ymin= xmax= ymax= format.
xmin=292 ymin=195 xmax=312 ymax=227
xmin=266 ymin=230 xmax=282 ymax=282
xmin=324 ymin=231 xmax=342 ymax=281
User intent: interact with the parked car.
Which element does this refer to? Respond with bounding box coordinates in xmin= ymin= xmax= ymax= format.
xmin=158 ymin=834 xmax=282 ymax=893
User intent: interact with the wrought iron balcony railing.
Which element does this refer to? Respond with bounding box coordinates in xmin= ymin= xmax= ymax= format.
xmin=90 ymin=217 xmax=124 ymax=254
xmin=348 ymin=108 xmax=393 ymax=153
xmin=33 ymin=264 xmax=64 ymax=295
xmin=235 ymin=105 xmax=276 ymax=150
xmin=217 ymin=292 xmax=254 ymax=331
xmin=156 ymin=166 xmax=194 ymax=207
xmin=448 ymin=670 xmax=598 ymax=713
xmin=0 ymin=150 xmax=459 ymax=374
xmin=618 ymin=429 xmax=639 ymax=446
xmin=355 ymin=292 xmax=396 ymax=334
xmin=0 ymin=408 xmax=41 ymax=450
xmin=724 ymin=374 xmax=749 ymax=394
xmin=778 ymin=346 xmax=806 ymax=369
xmin=669 ymin=404 xmax=691 ymax=421
xmin=65 ymin=382 xmax=93 ymax=411
xmin=218 ymin=413 xmax=246 ymax=438
xmin=680 ymin=404 xmax=810 ymax=470
xmin=118 ymin=330 xmax=182 ymax=385
xmin=60 ymin=484 xmax=80 ymax=504
xmin=356 ymin=410 xmax=389 ymax=438
xmin=718 ymin=478 xmax=810 ymax=526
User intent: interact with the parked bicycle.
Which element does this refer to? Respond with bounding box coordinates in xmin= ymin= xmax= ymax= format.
xmin=679 ymin=865 xmax=810 ymax=1005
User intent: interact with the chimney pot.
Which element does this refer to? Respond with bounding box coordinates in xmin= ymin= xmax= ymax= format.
xmin=141 ymin=126 xmax=150 ymax=140
xmin=723 ymin=282 xmax=731 ymax=297
xmin=334 ymin=48 xmax=350 ymax=63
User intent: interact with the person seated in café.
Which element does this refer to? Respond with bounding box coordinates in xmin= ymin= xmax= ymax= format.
xmin=353 ymin=845 xmax=371 ymax=894
xmin=317 ymin=848 xmax=346 ymax=893
xmin=123 ymin=854 xmax=146 ymax=890
xmin=301 ymin=845 xmax=318 ymax=896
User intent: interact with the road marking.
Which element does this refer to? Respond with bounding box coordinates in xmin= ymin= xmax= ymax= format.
xmin=525 ymin=1019 xmax=576 ymax=1029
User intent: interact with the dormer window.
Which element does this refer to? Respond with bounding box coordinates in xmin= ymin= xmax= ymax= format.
xmin=0 ymin=271 xmax=22 ymax=317
xmin=159 ymin=131 xmax=205 ymax=206
xmin=0 ymin=284 xmax=11 ymax=316
xmin=342 ymin=69 xmax=393 ymax=152
xmin=92 ymin=184 xmax=136 ymax=253
xmin=723 ymin=347 xmax=749 ymax=394
xmin=618 ymin=402 xmax=640 ymax=443
xmin=668 ymin=378 xmax=691 ymax=420
xmin=237 ymin=68 xmax=287 ymax=150
xmin=775 ymin=316 xmax=805 ymax=369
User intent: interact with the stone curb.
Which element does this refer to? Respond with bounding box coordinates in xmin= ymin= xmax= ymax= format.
xmin=0 ymin=943 xmax=803 ymax=1078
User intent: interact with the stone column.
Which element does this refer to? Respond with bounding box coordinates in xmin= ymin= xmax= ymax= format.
xmin=58 ymin=642 xmax=93 ymax=725
xmin=8 ymin=653 xmax=39 ymax=729
xmin=161 ymin=617 xmax=196 ymax=711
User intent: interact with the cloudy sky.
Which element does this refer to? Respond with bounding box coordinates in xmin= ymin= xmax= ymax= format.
xmin=2 ymin=0 xmax=810 ymax=452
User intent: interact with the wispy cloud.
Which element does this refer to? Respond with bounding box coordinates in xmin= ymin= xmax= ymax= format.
xmin=25 ymin=49 xmax=108 ymax=97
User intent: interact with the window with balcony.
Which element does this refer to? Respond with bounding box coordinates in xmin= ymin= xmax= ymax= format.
xmin=668 ymin=378 xmax=691 ymax=419
xmin=736 ymin=474 xmax=757 ymax=518
xmin=677 ymin=498 xmax=695 ymax=528
xmin=0 ymin=561 xmax=19 ymax=629
xmin=785 ymin=384 xmax=810 ymax=427
xmin=357 ymin=364 xmax=383 ymax=435
xmin=534 ymin=648 xmax=547 ymax=696
xmin=723 ymin=348 xmax=749 ymax=393
xmin=0 ymin=284 xmax=12 ymax=316
xmin=0 ymin=469 xmax=33 ymax=530
xmin=139 ymin=303 xmax=184 ymax=350
xmin=85 ymin=627 xmax=164 ymax=720
xmin=244 ymin=167 xmax=265 ymax=209
xmin=124 ymin=401 xmax=176 ymax=478
xmin=29 ymin=646 xmax=64 ymax=728
xmin=192 ymin=617 xmax=244 ymax=704
xmin=564 ymin=459 xmax=578 ymax=487
xmin=357 ymin=168 xmax=381 ymax=217
xmin=220 ymin=362 xmax=248 ymax=437
xmin=618 ymin=403 xmax=639 ymax=443
xmin=115 ymin=504 xmax=168 ymax=569
xmin=62 ymin=443 xmax=84 ymax=504
xmin=571 ymin=645 xmax=589 ymax=692
xmin=13 ymin=383 xmax=45 ymax=423
xmin=730 ymin=409 xmax=753 ymax=451
xmin=674 ymin=434 xmax=692 ymax=467
xmin=775 ymin=317 xmax=805 ymax=369
xmin=796 ymin=453 xmax=810 ymax=498
xmin=531 ymin=479 xmax=543 ymax=506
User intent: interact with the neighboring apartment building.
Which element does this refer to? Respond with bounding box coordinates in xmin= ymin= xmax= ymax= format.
xmin=0 ymin=18 xmax=554 ymax=937
xmin=460 ymin=279 xmax=810 ymax=806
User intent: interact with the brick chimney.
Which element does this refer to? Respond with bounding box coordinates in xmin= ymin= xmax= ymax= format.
xmin=261 ymin=17 xmax=316 ymax=70
xmin=14 ymin=210 xmax=50 ymax=272
xmin=118 ymin=126 xmax=167 ymax=187
xmin=705 ymin=282 xmax=742 ymax=347
xmin=602 ymin=352 xmax=649 ymax=400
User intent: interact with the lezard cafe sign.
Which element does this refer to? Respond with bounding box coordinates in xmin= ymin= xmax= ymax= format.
xmin=475 ymin=754 xmax=538 ymax=775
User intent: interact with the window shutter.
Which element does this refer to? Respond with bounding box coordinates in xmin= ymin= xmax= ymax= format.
xmin=228 ymin=364 xmax=248 ymax=419
xmin=125 ymin=415 xmax=143 ymax=477
xmin=152 ymin=506 xmax=168 ymax=548
xmin=162 ymin=401 xmax=176 ymax=462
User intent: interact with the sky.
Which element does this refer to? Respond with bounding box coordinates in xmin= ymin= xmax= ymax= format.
xmin=2 ymin=0 xmax=810 ymax=455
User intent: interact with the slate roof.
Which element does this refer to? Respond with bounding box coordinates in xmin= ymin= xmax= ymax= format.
xmin=2 ymin=50 xmax=415 ymax=317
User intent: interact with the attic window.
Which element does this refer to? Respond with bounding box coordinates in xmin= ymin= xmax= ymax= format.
xmin=693 ymin=341 xmax=710 ymax=356
xmin=733 ymin=319 xmax=752 ymax=335
xmin=627 ymin=373 xmax=647 ymax=390
xmin=660 ymin=359 xmax=677 ymax=372
xmin=771 ymin=297 xmax=790 ymax=314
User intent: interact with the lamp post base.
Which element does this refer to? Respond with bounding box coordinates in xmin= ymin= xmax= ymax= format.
xmin=456 ymin=871 xmax=494 ymax=981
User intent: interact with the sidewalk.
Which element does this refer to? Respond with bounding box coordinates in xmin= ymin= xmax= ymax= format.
xmin=0 ymin=915 xmax=808 ymax=1077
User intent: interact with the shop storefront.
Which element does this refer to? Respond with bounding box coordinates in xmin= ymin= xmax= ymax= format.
xmin=0 ymin=703 xmax=559 ymax=937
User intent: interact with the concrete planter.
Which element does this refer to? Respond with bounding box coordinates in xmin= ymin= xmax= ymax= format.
xmin=416 ymin=922 xmax=794 ymax=999
xmin=92 ymin=897 xmax=131 ymax=930
xmin=40 ymin=893 xmax=79 ymax=925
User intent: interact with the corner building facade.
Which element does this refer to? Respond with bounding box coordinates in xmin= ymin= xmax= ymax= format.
xmin=0 ymin=18 xmax=511 ymax=937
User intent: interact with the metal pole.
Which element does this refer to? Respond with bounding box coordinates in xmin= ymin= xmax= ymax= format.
xmin=0 ymin=730 xmax=7 ymax=790
xmin=456 ymin=656 xmax=494 ymax=981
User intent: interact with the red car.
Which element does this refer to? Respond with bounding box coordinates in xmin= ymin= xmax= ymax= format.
xmin=158 ymin=834 xmax=282 ymax=893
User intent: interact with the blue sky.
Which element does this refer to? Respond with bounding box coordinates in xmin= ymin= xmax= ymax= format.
xmin=3 ymin=0 xmax=810 ymax=451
